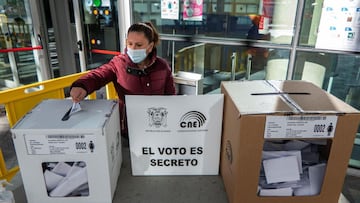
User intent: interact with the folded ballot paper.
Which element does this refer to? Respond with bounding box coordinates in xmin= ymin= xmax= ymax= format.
xmin=43 ymin=161 xmax=89 ymax=197
xmin=258 ymin=140 xmax=327 ymax=197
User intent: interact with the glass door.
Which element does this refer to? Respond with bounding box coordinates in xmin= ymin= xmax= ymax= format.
xmin=0 ymin=0 xmax=46 ymax=89
xmin=30 ymin=0 xmax=120 ymax=78
xmin=76 ymin=0 xmax=120 ymax=71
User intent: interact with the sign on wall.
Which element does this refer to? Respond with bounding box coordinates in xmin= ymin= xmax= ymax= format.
xmin=161 ymin=0 xmax=179 ymax=20
xmin=183 ymin=0 xmax=203 ymax=21
xmin=126 ymin=94 xmax=223 ymax=175
xmin=316 ymin=0 xmax=360 ymax=52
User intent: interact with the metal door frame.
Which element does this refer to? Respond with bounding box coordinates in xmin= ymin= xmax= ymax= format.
xmin=72 ymin=0 xmax=87 ymax=72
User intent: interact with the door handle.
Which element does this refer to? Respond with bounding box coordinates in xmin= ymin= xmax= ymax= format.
xmin=37 ymin=34 xmax=43 ymax=46
xmin=77 ymin=40 xmax=82 ymax=51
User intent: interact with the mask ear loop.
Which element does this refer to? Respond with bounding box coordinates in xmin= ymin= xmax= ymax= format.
xmin=146 ymin=41 xmax=155 ymax=55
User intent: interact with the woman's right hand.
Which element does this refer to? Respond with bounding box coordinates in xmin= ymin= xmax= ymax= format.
xmin=70 ymin=87 xmax=87 ymax=103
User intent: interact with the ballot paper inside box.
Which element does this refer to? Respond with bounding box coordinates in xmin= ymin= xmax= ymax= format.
xmin=220 ymin=80 xmax=360 ymax=203
xmin=11 ymin=99 xmax=122 ymax=203
xmin=259 ymin=140 xmax=329 ymax=197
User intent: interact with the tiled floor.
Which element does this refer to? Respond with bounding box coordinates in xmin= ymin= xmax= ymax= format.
xmin=1 ymin=111 xmax=359 ymax=203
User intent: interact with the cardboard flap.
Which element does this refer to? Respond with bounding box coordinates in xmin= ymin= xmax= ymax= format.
xmin=221 ymin=80 xmax=359 ymax=116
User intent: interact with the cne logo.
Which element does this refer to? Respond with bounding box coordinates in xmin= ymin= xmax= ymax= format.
xmin=180 ymin=111 xmax=206 ymax=128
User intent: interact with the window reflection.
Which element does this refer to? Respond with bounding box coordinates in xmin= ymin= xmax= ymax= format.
xmin=131 ymin=0 xmax=360 ymax=114
xmin=161 ymin=39 xmax=293 ymax=93
xmin=330 ymin=55 xmax=360 ymax=109
xmin=299 ymin=0 xmax=324 ymax=46
xmin=292 ymin=52 xmax=360 ymax=112
xmin=83 ymin=0 xmax=119 ymax=68
xmin=168 ymin=42 xmax=249 ymax=93
xmin=132 ymin=0 xmax=297 ymax=43
xmin=293 ymin=52 xmax=334 ymax=89
xmin=254 ymin=49 xmax=289 ymax=81
xmin=0 ymin=0 xmax=38 ymax=87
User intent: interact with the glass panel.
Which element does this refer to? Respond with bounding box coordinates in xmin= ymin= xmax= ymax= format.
xmin=293 ymin=52 xmax=360 ymax=107
xmin=300 ymin=0 xmax=360 ymax=52
xmin=258 ymin=48 xmax=290 ymax=80
xmin=331 ymin=55 xmax=360 ymax=109
xmin=159 ymin=39 xmax=291 ymax=93
xmin=160 ymin=41 xmax=247 ymax=93
xmin=131 ymin=0 xmax=297 ymax=43
xmin=82 ymin=0 xmax=120 ymax=69
xmin=299 ymin=0 xmax=323 ymax=47
xmin=349 ymin=133 xmax=360 ymax=168
xmin=292 ymin=51 xmax=335 ymax=89
xmin=0 ymin=0 xmax=38 ymax=88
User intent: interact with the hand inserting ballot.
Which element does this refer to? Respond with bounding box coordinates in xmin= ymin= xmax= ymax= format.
xmin=70 ymin=87 xmax=87 ymax=103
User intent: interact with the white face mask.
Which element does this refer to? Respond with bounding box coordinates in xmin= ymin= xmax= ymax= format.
xmin=127 ymin=48 xmax=147 ymax=63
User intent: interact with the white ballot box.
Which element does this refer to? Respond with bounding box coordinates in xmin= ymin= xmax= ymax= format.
xmin=126 ymin=94 xmax=223 ymax=175
xmin=11 ymin=99 xmax=122 ymax=203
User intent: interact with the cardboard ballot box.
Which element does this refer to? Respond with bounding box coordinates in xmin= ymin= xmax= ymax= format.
xmin=126 ymin=94 xmax=223 ymax=175
xmin=220 ymin=80 xmax=360 ymax=203
xmin=11 ymin=99 xmax=122 ymax=203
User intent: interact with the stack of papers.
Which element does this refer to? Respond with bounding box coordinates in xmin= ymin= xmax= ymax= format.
xmin=43 ymin=161 xmax=89 ymax=197
xmin=258 ymin=140 xmax=327 ymax=197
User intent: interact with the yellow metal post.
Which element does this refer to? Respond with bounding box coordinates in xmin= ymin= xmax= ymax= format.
xmin=0 ymin=149 xmax=19 ymax=182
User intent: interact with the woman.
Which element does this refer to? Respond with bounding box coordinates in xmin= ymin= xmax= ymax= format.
xmin=70 ymin=22 xmax=176 ymax=137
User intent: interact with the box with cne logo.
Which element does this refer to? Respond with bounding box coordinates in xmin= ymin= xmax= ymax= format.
xmin=11 ymin=99 xmax=122 ymax=203
xmin=220 ymin=80 xmax=360 ymax=203
xmin=125 ymin=94 xmax=223 ymax=176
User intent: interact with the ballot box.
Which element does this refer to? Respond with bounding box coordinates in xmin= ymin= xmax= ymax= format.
xmin=11 ymin=99 xmax=122 ymax=203
xmin=220 ymin=80 xmax=360 ymax=203
xmin=126 ymin=94 xmax=223 ymax=175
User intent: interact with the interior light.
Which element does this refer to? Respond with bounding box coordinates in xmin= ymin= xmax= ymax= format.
xmin=93 ymin=0 xmax=101 ymax=7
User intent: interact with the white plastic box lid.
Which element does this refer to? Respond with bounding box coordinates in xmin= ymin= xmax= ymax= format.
xmin=12 ymin=99 xmax=118 ymax=130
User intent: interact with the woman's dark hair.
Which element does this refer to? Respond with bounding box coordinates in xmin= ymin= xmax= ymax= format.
xmin=127 ymin=22 xmax=160 ymax=46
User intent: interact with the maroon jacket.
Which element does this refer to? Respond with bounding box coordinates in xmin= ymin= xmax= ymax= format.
xmin=71 ymin=49 xmax=176 ymax=135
